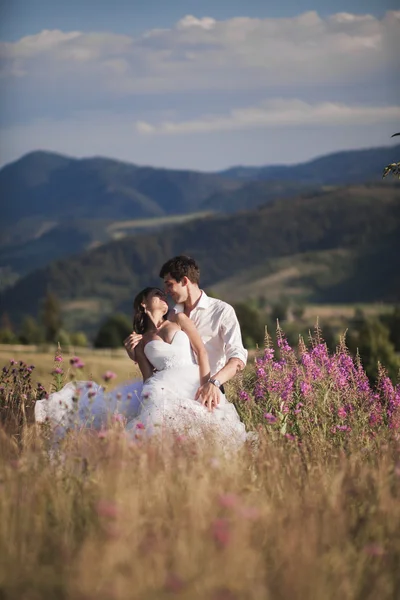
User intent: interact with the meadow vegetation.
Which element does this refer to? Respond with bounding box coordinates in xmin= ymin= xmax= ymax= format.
xmin=0 ymin=325 xmax=399 ymax=599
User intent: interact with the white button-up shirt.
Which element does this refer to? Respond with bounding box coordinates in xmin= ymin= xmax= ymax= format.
xmin=174 ymin=291 xmax=248 ymax=376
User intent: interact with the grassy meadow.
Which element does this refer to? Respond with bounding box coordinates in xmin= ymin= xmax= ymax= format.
xmin=0 ymin=326 xmax=399 ymax=599
xmin=0 ymin=345 xmax=140 ymax=391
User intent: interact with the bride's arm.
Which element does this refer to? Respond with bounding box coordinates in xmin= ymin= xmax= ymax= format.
xmin=135 ymin=341 xmax=154 ymax=382
xmin=175 ymin=313 xmax=210 ymax=386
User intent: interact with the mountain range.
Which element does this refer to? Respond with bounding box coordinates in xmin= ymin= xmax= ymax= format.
xmin=1 ymin=181 xmax=399 ymax=336
xmin=1 ymin=144 xmax=399 ymax=277
xmin=1 ymin=144 xmax=399 ymax=336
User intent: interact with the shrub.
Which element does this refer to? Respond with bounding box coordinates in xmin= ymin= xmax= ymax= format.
xmin=94 ymin=313 xmax=132 ymax=348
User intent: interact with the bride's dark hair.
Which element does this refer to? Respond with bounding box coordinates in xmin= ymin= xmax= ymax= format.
xmin=132 ymin=287 xmax=167 ymax=334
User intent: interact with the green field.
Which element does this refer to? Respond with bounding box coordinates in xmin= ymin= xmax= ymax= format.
xmin=107 ymin=211 xmax=213 ymax=240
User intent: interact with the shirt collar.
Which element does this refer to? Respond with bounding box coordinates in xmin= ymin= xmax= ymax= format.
xmin=174 ymin=290 xmax=210 ymax=314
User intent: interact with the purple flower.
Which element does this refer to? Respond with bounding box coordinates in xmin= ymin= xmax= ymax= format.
xmin=300 ymin=381 xmax=312 ymax=397
xmin=332 ymin=425 xmax=351 ymax=433
xmin=263 ymin=348 xmax=274 ymax=362
xmin=264 ymin=413 xmax=277 ymax=423
xmin=54 ymin=356 xmax=63 ymax=363
xmin=102 ymin=371 xmax=117 ymax=382
xmin=52 ymin=367 xmax=63 ymax=375
xmin=68 ymin=356 xmax=85 ymax=370
xmin=337 ymin=406 xmax=347 ymax=419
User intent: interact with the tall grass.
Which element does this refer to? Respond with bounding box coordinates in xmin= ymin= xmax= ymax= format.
xmin=0 ymin=327 xmax=399 ymax=599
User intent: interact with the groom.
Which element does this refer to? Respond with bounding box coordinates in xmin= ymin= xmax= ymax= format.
xmin=124 ymin=255 xmax=248 ymax=411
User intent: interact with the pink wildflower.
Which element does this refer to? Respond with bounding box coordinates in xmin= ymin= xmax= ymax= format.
xmin=52 ymin=367 xmax=63 ymax=375
xmin=112 ymin=413 xmax=125 ymax=424
xmin=264 ymin=413 xmax=277 ymax=423
xmin=54 ymin=355 xmax=63 ymax=362
xmin=364 ymin=543 xmax=385 ymax=557
xmin=96 ymin=500 xmax=118 ymax=520
xmin=211 ymin=518 xmax=231 ymax=549
xmin=337 ymin=406 xmax=347 ymax=419
xmin=218 ymin=493 xmax=240 ymax=509
xmin=102 ymin=370 xmax=117 ymax=382
xmin=239 ymin=506 xmax=260 ymax=520
xmin=300 ymin=381 xmax=312 ymax=397
xmin=136 ymin=422 xmax=145 ymax=430
xmin=238 ymin=390 xmax=250 ymax=402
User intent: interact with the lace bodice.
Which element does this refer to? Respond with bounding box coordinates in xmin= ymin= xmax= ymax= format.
xmin=144 ymin=330 xmax=196 ymax=371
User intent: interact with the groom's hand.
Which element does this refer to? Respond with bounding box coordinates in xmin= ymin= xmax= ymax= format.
xmin=123 ymin=333 xmax=142 ymax=362
xmin=196 ymin=382 xmax=220 ymax=412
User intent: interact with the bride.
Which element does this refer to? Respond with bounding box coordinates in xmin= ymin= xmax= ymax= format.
xmin=35 ymin=287 xmax=249 ymax=448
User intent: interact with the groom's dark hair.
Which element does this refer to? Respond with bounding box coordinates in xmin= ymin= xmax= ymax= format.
xmin=159 ymin=255 xmax=200 ymax=285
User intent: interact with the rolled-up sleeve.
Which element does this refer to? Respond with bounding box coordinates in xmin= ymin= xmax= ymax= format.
xmin=220 ymin=305 xmax=248 ymax=366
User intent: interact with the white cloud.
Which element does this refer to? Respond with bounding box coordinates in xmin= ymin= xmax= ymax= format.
xmin=176 ymin=16 xmax=217 ymax=30
xmin=1 ymin=11 xmax=399 ymax=170
xmin=0 ymin=29 xmax=81 ymax=58
xmin=135 ymin=100 xmax=400 ymax=135
xmin=0 ymin=11 xmax=398 ymax=92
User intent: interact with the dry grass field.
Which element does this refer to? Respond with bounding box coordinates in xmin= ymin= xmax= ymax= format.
xmin=0 ymin=345 xmax=141 ymax=391
xmin=1 ymin=329 xmax=400 ymax=599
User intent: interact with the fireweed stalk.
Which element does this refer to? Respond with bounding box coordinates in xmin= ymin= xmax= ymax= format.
xmin=233 ymin=324 xmax=400 ymax=447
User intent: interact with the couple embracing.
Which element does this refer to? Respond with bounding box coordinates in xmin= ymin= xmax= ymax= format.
xmin=35 ymin=256 xmax=252 ymax=449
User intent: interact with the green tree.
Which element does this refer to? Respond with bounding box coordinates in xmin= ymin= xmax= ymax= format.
xmin=42 ymin=291 xmax=62 ymax=343
xmin=270 ymin=298 xmax=290 ymax=323
xmin=57 ymin=329 xmax=71 ymax=348
xmin=381 ymin=306 xmax=400 ymax=352
xmin=94 ymin=313 xmax=132 ymax=349
xmin=292 ymin=303 xmax=305 ymax=321
xmin=233 ymin=303 xmax=267 ymax=349
xmin=0 ymin=328 xmax=18 ymax=344
xmin=348 ymin=317 xmax=399 ymax=382
xmin=18 ymin=316 xmax=44 ymax=345
xmin=70 ymin=331 xmax=89 ymax=347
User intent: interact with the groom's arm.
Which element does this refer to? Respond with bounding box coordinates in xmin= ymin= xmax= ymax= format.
xmin=197 ymin=304 xmax=247 ymax=407
xmin=210 ymin=357 xmax=245 ymax=386
xmin=214 ymin=304 xmax=247 ymax=383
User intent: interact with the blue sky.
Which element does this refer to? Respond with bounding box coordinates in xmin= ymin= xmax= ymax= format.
xmin=0 ymin=0 xmax=399 ymax=170
xmin=0 ymin=1 xmax=394 ymax=40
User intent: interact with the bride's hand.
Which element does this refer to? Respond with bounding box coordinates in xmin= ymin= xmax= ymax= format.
xmin=124 ymin=332 xmax=143 ymax=361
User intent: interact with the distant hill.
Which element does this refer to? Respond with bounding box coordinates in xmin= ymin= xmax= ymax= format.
xmin=2 ymin=182 xmax=399 ymax=336
xmin=0 ymin=212 xmax=210 ymax=279
xmin=202 ymin=180 xmax=321 ymax=213
xmin=0 ymin=151 xmax=238 ymax=226
xmin=221 ymin=144 xmax=400 ymax=184
xmin=1 ymin=144 xmax=398 ymax=283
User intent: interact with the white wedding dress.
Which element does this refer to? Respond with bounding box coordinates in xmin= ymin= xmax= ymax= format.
xmin=35 ymin=330 xmax=249 ymax=449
